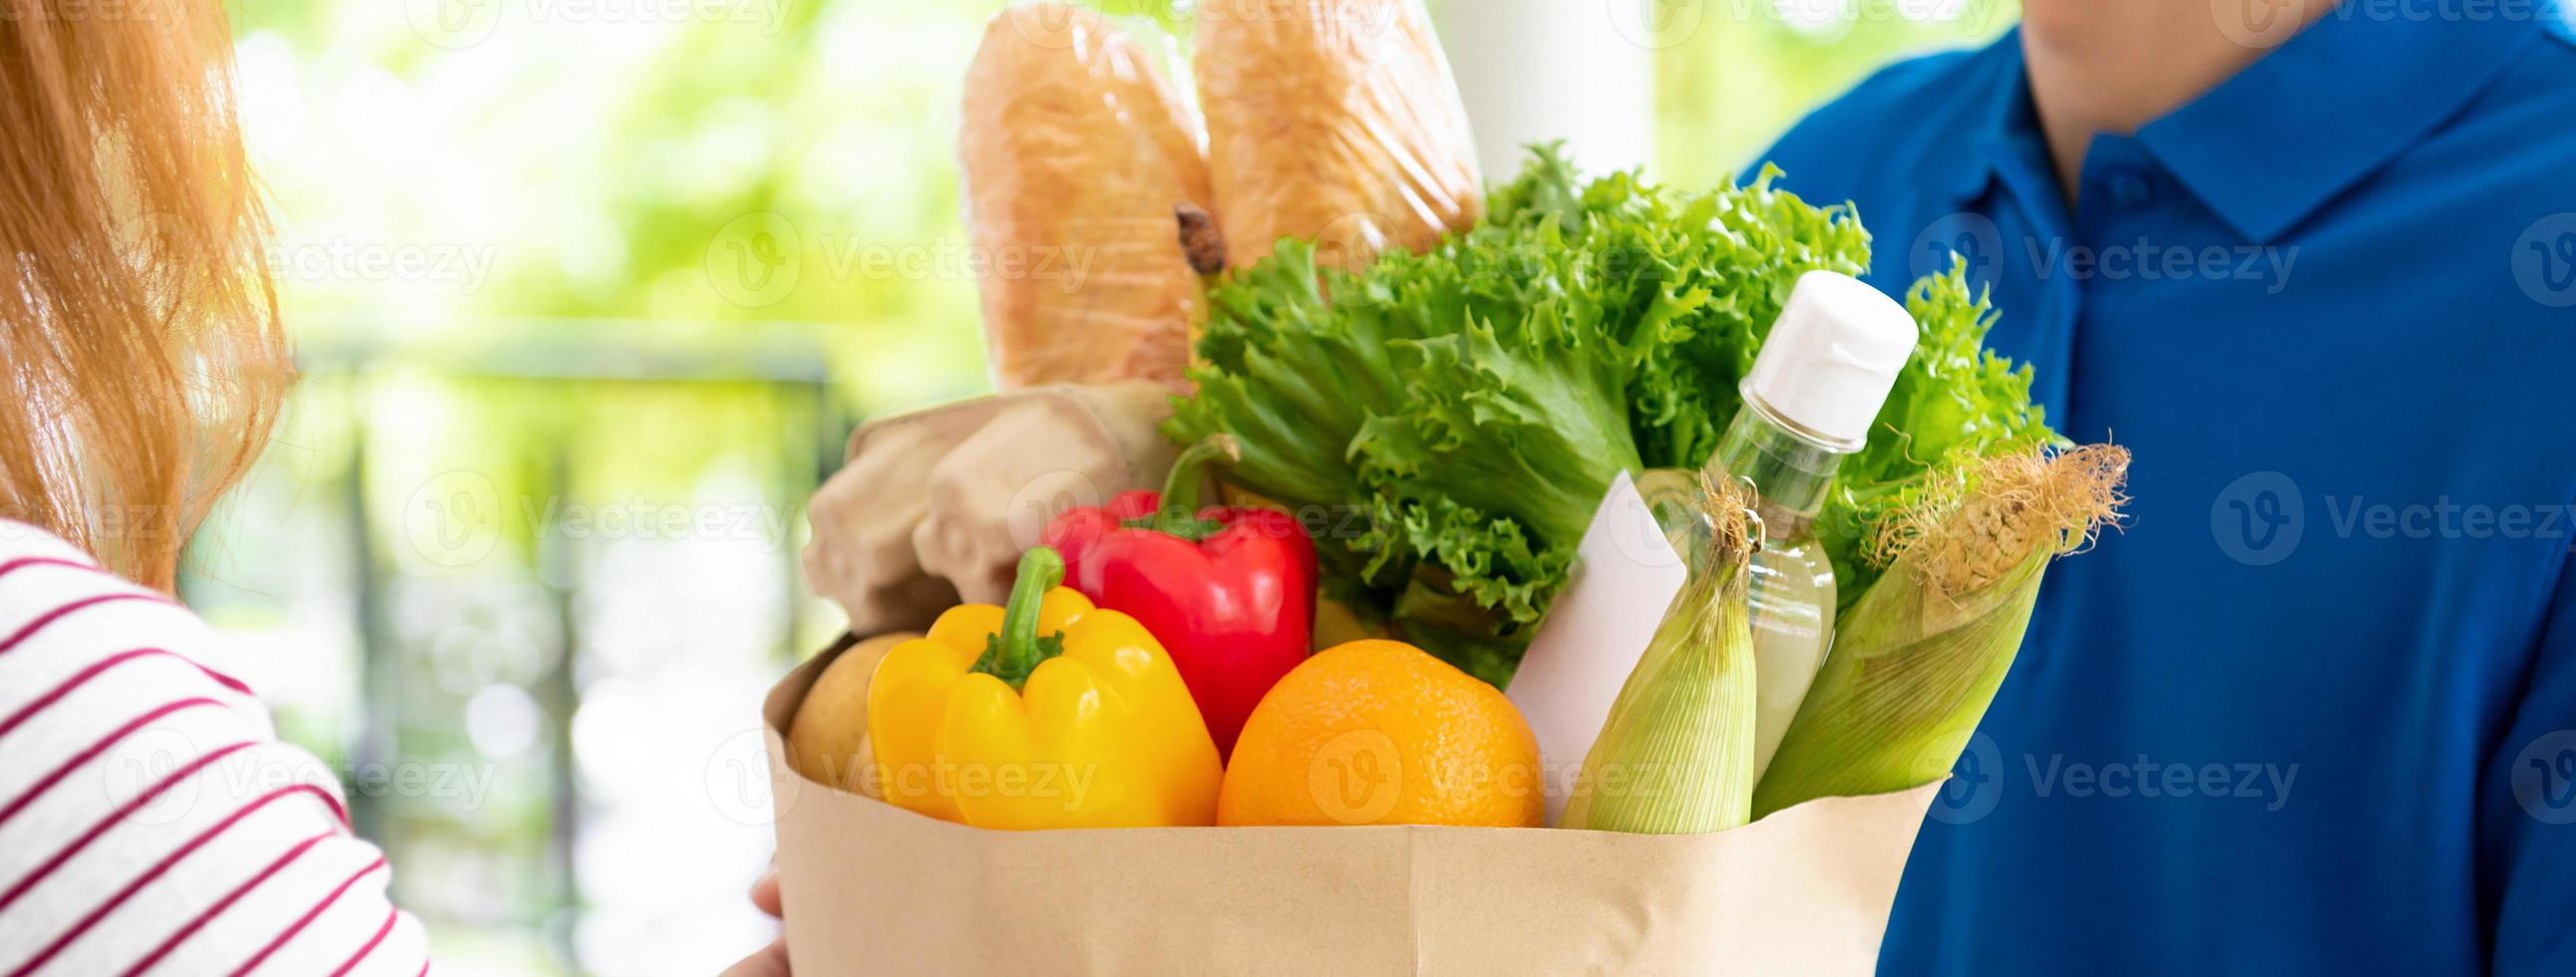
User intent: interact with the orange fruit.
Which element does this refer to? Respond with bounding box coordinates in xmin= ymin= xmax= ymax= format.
xmin=1219 ymin=639 xmax=1544 ymax=827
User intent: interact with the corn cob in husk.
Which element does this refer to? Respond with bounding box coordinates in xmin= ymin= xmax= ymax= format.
xmin=1752 ymin=445 xmax=2128 ymax=818
xmin=1563 ymin=474 xmax=1760 ymax=834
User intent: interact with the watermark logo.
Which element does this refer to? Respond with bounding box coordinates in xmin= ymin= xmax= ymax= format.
xmin=1911 ymin=212 xmax=2003 ymax=289
xmin=407 ymin=0 xmax=791 ymax=49
xmin=706 ymin=727 xmax=791 ymax=826
xmin=2212 ymin=471 xmax=2304 ymax=565
xmin=1599 ymin=0 xmax=2000 ymax=47
xmin=1608 ymin=0 xmax=1710 ymax=50
xmin=0 ymin=0 xmax=187 ymax=31
xmin=2322 ymin=495 xmax=2576 ymax=550
xmin=107 ymin=729 xmax=501 ymax=826
xmin=407 ymin=0 xmax=505 ymax=49
xmin=702 ymin=220 xmax=1105 ymax=307
xmin=404 ymin=470 xmax=504 ymax=567
xmin=525 ymin=494 xmax=800 ymax=551
xmin=2511 ymin=212 xmax=2576 ymax=308
xmin=1196 ymin=0 xmax=1401 ymax=38
xmin=1914 ymin=736 xmax=2299 ymax=820
xmin=2027 ymin=236 xmax=2297 ymax=293
xmin=1601 ymin=478 xmax=1690 ymax=571
xmin=854 ymin=761 xmax=1101 ymax=814
xmin=995 ymin=0 xmax=1084 ymax=46
xmin=2222 ymin=0 xmax=2569 ymax=49
xmin=2215 ymin=473 xmax=2576 ymax=560
xmin=1926 ymin=730 xmax=2003 ymax=825
xmin=104 ymin=727 xmax=216 ymax=827
xmin=1907 ymin=215 xmax=2297 ymax=292
xmin=1891 ymin=0 xmax=1977 ymax=22
xmin=1002 ymin=470 xmax=1111 ymax=551
xmin=2027 ymin=754 xmax=2298 ymax=811
xmin=1765 ymin=0 xmax=1860 ymax=38
xmin=1314 ymin=211 xmax=1393 ymax=304
xmin=265 ymin=236 xmax=497 ymax=294
xmin=2212 ymin=0 xmax=2310 ymax=48
xmin=2511 ymin=730 xmax=2576 ymax=824
xmin=1308 ymin=729 xmax=1403 ymax=824
xmin=705 ymin=211 xmax=801 ymax=307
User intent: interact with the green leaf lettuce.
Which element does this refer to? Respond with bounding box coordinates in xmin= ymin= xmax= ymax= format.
xmin=1168 ymin=145 xmax=2053 ymax=683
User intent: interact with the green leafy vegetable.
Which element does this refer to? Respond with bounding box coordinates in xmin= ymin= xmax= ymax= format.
xmin=1168 ymin=145 xmax=2054 ymax=683
xmin=1820 ymin=262 xmax=2060 ymax=603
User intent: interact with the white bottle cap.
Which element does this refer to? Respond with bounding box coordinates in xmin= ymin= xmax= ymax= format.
xmin=1741 ymin=270 xmax=1919 ymax=452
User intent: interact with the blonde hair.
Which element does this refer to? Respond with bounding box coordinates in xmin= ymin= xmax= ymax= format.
xmin=0 ymin=0 xmax=289 ymax=590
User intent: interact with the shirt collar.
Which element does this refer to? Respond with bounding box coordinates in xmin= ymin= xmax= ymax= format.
xmin=1939 ymin=35 xmax=2038 ymax=205
xmin=1947 ymin=5 xmax=2560 ymax=243
xmin=2140 ymin=2 xmax=2556 ymax=242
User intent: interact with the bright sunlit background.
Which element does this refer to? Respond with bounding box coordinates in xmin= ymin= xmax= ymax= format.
xmin=184 ymin=0 xmax=2016 ymax=972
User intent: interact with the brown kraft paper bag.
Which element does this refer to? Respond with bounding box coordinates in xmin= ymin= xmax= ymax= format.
xmin=761 ymin=634 xmax=1941 ymax=976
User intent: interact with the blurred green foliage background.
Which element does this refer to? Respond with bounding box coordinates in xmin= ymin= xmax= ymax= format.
xmin=194 ymin=1 xmax=2014 ymax=972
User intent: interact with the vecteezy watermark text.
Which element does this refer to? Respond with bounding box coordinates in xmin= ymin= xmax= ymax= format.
xmin=2026 ymin=236 xmax=2298 ymax=294
xmin=1928 ymin=734 xmax=2303 ymax=824
xmin=408 ymin=0 xmax=792 ymax=49
xmin=1908 ymin=213 xmax=2301 ymax=294
xmin=2213 ymin=471 xmax=2576 ymax=565
xmin=2026 ymin=755 xmax=2298 ymax=812
xmin=109 ymin=736 xmax=500 ymax=826
xmin=522 ymin=494 xmax=800 ymax=549
xmin=2323 ymin=495 xmax=2576 ymax=544
xmin=702 ymin=210 xmax=1102 ymax=308
xmin=265 ymin=236 xmax=497 ymax=294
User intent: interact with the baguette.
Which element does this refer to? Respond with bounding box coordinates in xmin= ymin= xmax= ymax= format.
xmin=959 ymin=4 xmax=1215 ymax=389
xmin=1196 ymin=0 xmax=1483 ymax=271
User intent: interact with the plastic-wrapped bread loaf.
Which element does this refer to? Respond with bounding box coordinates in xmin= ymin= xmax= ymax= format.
xmin=959 ymin=4 xmax=1216 ymax=389
xmin=1196 ymin=0 xmax=1483 ymax=271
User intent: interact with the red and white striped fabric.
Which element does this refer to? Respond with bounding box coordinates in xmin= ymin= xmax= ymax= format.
xmin=0 ymin=520 xmax=428 ymax=975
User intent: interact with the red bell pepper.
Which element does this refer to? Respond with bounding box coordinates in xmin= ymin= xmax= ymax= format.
xmin=1040 ymin=436 xmax=1315 ymax=758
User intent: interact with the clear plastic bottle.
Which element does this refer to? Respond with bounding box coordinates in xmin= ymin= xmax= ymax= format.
xmin=1635 ymin=270 xmax=1916 ymax=781
xmin=1636 ymin=402 xmax=1843 ymax=781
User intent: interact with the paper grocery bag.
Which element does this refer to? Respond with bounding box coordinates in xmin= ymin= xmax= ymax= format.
xmin=803 ymin=383 xmax=1181 ymax=637
xmin=763 ymin=637 xmax=1940 ymax=976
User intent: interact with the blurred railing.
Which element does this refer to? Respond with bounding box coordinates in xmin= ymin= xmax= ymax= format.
xmin=182 ymin=321 xmax=856 ymax=975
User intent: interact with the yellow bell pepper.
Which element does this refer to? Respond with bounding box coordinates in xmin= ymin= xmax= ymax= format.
xmin=866 ymin=546 xmax=1223 ymax=828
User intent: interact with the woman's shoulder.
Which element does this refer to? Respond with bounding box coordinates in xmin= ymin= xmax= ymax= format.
xmin=0 ymin=519 xmax=426 ymax=974
xmin=0 ymin=517 xmax=258 ymax=719
xmin=0 ymin=515 xmax=281 ymax=826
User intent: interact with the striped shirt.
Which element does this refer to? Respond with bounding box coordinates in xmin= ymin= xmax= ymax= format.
xmin=0 ymin=520 xmax=428 ymax=975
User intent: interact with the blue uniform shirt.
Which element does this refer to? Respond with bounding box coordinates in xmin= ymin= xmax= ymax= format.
xmin=1758 ymin=7 xmax=2576 ymax=974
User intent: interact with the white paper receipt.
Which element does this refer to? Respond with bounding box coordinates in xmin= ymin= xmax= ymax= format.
xmin=1504 ymin=471 xmax=1688 ymax=826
